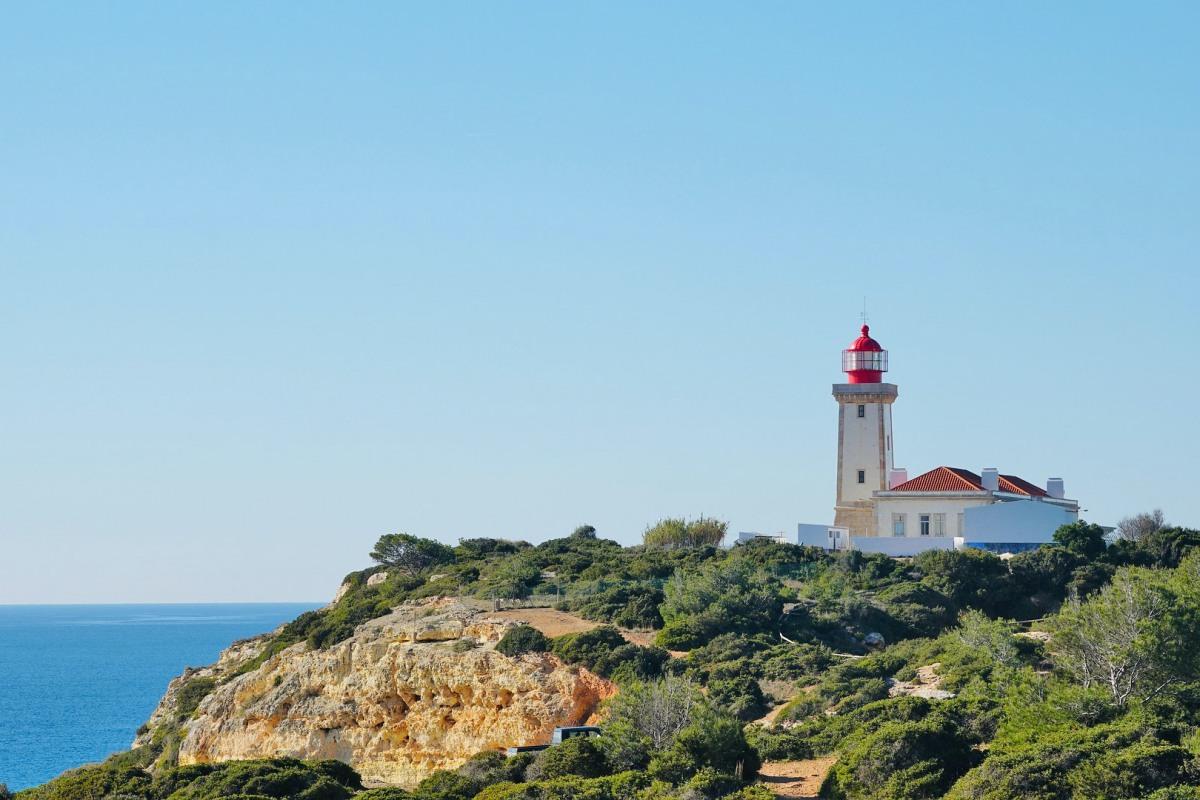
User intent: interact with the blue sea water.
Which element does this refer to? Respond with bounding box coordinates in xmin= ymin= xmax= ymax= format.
xmin=0 ymin=603 xmax=320 ymax=791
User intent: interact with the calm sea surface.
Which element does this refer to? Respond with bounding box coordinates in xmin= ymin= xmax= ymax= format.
xmin=0 ymin=603 xmax=319 ymax=791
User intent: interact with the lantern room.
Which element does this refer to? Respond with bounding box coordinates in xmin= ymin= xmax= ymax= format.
xmin=842 ymin=325 xmax=888 ymax=383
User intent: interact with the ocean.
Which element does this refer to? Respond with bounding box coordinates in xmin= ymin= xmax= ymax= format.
xmin=0 ymin=603 xmax=320 ymax=791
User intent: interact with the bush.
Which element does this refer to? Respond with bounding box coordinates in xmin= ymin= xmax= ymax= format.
xmin=1068 ymin=741 xmax=1190 ymax=800
xmin=657 ymin=563 xmax=782 ymax=650
xmin=825 ymin=718 xmax=974 ymax=800
xmin=678 ymin=768 xmax=743 ymax=800
xmin=551 ymin=627 xmax=667 ymax=680
xmin=526 ymin=736 xmax=609 ymax=781
xmin=1052 ymin=521 xmax=1109 ymax=560
xmin=706 ymin=673 xmax=766 ymax=722
xmin=912 ymin=549 xmax=1013 ymax=616
xmin=410 ymin=770 xmax=479 ymax=800
xmin=176 ymin=677 xmax=218 ymax=717
xmin=875 ymin=583 xmax=957 ymax=639
xmin=496 ymin=625 xmax=551 ymax=657
xmin=569 ymin=585 xmax=665 ymax=630
xmin=643 ymin=517 xmax=728 ymax=550
xmin=153 ymin=759 xmax=362 ymax=800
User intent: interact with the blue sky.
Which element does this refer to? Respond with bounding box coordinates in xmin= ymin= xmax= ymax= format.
xmin=2 ymin=3 xmax=1197 ymax=602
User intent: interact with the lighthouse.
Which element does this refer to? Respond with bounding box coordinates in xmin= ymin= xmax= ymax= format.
xmin=833 ymin=325 xmax=898 ymax=539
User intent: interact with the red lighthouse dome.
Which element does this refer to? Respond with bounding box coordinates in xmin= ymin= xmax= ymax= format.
xmin=842 ymin=325 xmax=888 ymax=383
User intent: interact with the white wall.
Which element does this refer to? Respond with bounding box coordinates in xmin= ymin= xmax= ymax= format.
xmin=796 ymin=524 xmax=849 ymax=549
xmin=838 ymin=399 xmax=891 ymax=504
xmin=848 ymin=534 xmax=956 ymax=556
xmin=873 ymin=495 xmax=992 ymax=539
xmin=963 ymin=499 xmax=1078 ymax=544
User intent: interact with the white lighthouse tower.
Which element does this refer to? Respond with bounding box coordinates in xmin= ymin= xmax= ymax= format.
xmin=833 ymin=324 xmax=897 ymax=539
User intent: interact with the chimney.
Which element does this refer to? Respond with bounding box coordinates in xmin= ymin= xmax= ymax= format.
xmin=981 ymin=467 xmax=1000 ymax=492
xmin=888 ymin=468 xmax=909 ymax=489
xmin=1046 ymin=478 xmax=1065 ymax=499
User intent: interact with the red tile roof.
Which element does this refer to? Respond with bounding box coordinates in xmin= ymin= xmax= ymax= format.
xmin=888 ymin=466 xmax=1049 ymax=497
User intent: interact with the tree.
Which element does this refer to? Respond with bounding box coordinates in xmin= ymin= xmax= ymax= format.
xmin=1053 ymin=521 xmax=1108 ymax=560
xmin=643 ymin=517 xmax=728 ymax=550
xmin=1117 ymin=509 xmax=1166 ymax=543
xmin=1139 ymin=527 xmax=1200 ymax=569
xmin=370 ymin=533 xmax=455 ymax=576
xmin=600 ymin=676 xmax=703 ymax=769
xmin=1049 ymin=567 xmax=1200 ymax=706
xmin=570 ymin=525 xmax=598 ymax=539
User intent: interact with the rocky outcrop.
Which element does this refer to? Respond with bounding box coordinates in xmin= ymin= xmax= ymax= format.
xmin=134 ymin=632 xmax=275 ymax=748
xmin=171 ymin=599 xmax=615 ymax=787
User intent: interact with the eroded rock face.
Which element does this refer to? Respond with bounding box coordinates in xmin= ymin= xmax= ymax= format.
xmin=133 ymin=632 xmax=275 ymax=748
xmin=175 ymin=599 xmax=615 ymax=787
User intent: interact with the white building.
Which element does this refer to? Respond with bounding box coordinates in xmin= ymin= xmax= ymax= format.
xmin=874 ymin=466 xmax=1078 ymax=555
xmin=793 ymin=324 xmax=1081 ymax=556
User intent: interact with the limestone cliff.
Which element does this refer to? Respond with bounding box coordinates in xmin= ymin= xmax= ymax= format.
xmin=153 ymin=599 xmax=614 ymax=787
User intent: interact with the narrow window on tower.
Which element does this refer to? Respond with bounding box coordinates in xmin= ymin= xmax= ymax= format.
xmin=857 ymin=470 xmax=865 ymax=484
xmin=857 ymin=404 xmax=866 ymax=418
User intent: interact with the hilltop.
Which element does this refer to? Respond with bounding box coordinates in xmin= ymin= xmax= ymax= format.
xmin=16 ymin=517 xmax=1200 ymax=800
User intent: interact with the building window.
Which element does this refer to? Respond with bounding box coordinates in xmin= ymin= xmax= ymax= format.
xmin=857 ymin=404 xmax=865 ymax=418
xmin=920 ymin=514 xmax=946 ymax=537
xmin=857 ymin=470 xmax=865 ymax=484
xmin=957 ymin=512 xmax=965 ymax=535
xmin=892 ymin=513 xmax=906 ymax=537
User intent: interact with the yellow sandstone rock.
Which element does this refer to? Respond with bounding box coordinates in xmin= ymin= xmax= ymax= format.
xmin=169 ymin=599 xmax=614 ymax=787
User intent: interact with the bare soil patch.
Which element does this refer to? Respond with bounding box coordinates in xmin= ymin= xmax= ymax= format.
xmin=888 ymin=662 xmax=954 ymax=700
xmin=757 ymin=757 xmax=837 ymax=799
xmin=485 ymin=608 xmax=601 ymax=638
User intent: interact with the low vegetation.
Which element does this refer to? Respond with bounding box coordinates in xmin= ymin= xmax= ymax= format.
xmin=24 ymin=514 xmax=1200 ymax=800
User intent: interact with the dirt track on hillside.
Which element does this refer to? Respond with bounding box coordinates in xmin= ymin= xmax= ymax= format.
xmin=757 ymin=757 xmax=837 ymax=798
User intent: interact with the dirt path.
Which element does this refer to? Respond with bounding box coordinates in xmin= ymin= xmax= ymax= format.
xmin=757 ymin=757 xmax=837 ymax=799
xmin=485 ymin=608 xmax=601 ymax=637
xmin=755 ymin=703 xmax=789 ymax=727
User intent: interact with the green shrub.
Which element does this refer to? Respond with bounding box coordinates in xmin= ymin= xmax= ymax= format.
xmin=705 ymin=673 xmax=766 ymax=721
xmin=355 ymin=790 xmax=413 ymax=800
xmin=825 ymin=718 xmax=974 ymax=800
xmin=496 ymin=625 xmax=551 ymax=657
xmin=1068 ymin=741 xmax=1190 ymax=800
xmin=643 ymin=517 xmax=728 ymax=550
xmin=569 ymin=585 xmax=665 ymax=630
xmin=153 ymin=759 xmax=361 ymax=800
xmin=657 ymin=563 xmax=782 ymax=650
xmin=410 ymin=770 xmax=478 ymax=800
xmin=176 ymin=677 xmax=218 ymax=717
xmin=526 ymin=736 xmax=609 ymax=780
xmin=912 ymin=549 xmax=1013 ymax=616
xmin=678 ymin=768 xmax=743 ymax=800
xmin=551 ymin=627 xmax=667 ymax=680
